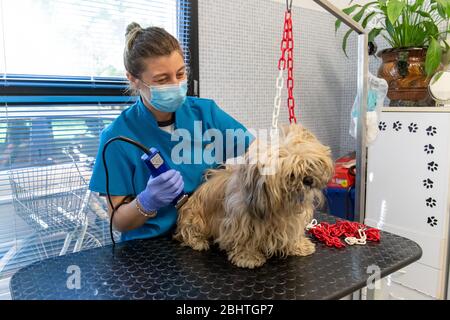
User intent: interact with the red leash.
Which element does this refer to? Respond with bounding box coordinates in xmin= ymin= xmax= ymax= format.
xmin=306 ymin=219 xmax=381 ymax=249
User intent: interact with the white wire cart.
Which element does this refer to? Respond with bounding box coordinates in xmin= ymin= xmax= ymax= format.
xmin=8 ymin=150 xmax=103 ymax=259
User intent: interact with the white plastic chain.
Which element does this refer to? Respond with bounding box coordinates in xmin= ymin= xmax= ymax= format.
xmin=344 ymin=229 xmax=367 ymax=246
xmin=271 ymin=69 xmax=284 ymax=138
xmin=305 ymin=218 xmax=318 ymax=231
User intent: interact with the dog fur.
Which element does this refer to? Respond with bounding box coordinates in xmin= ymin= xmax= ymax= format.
xmin=173 ymin=124 xmax=334 ymax=268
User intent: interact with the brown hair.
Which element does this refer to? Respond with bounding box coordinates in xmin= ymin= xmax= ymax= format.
xmin=124 ymin=22 xmax=184 ymax=79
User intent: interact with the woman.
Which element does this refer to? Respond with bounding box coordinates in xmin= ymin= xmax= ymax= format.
xmin=89 ymin=23 xmax=253 ymax=241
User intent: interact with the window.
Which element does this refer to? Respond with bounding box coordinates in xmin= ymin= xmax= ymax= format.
xmin=1 ymin=0 xmax=177 ymax=77
xmin=0 ymin=0 xmax=198 ymax=299
xmin=0 ymin=122 xmax=6 ymax=143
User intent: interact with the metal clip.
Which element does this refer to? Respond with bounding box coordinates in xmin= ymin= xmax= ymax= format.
xmin=286 ymin=0 xmax=293 ymax=12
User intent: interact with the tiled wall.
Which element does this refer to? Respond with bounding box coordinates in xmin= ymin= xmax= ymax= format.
xmin=198 ymin=0 xmax=383 ymax=158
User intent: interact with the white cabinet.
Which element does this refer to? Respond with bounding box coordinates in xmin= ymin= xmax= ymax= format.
xmin=365 ymin=107 xmax=450 ymax=299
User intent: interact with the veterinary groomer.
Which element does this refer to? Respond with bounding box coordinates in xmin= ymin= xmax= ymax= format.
xmin=89 ymin=23 xmax=253 ymax=241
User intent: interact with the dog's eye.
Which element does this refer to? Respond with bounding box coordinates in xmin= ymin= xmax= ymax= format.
xmin=289 ymin=173 xmax=296 ymax=181
xmin=303 ymin=176 xmax=314 ymax=187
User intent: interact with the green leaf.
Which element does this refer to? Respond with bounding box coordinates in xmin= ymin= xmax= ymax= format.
xmin=377 ymin=0 xmax=387 ymax=8
xmin=335 ymin=20 xmax=341 ymax=33
xmin=343 ymin=4 xmax=362 ymax=15
xmin=423 ymin=21 xmax=439 ymax=38
xmin=378 ymin=0 xmax=388 ymax=14
xmin=435 ymin=0 xmax=448 ymax=18
xmin=411 ymin=0 xmax=425 ymax=12
xmin=416 ymin=10 xmax=432 ymax=19
xmin=425 ymin=37 xmax=442 ymax=76
xmin=435 ymin=0 xmax=447 ymax=8
xmin=385 ymin=17 xmax=396 ymax=39
xmin=335 ymin=4 xmax=361 ymax=33
xmin=342 ymin=29 xmax=354 ymax=58
xmin=381 ymin=34 xmax=397 ymax=47
xmin=362 ymin=11 xmax=377 ymax=28
xmin=353 ymin=2 xmax=378 ymax=23
xmin=368 ymin=28 xmax=383 ymax=42
xmin=387 ymin=0 xmax=406 ymax=25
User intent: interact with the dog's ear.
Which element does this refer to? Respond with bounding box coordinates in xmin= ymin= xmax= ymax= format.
xmin=241 ymin=163 xmax=270 ymax=220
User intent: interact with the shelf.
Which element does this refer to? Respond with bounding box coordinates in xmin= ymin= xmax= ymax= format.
xmin=382 ymin=106 xmax=450 ymax=113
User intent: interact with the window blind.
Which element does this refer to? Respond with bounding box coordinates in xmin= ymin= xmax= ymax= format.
xmin=0 ymin=0 xmax=196 ymax=298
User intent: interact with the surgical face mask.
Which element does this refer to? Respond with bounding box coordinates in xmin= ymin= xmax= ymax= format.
xmin=143 ymin=80 xmax=188 ymax=113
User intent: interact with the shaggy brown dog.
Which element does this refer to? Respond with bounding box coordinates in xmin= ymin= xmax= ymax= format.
xmin=173 ymin=124 xmax=334 ymax=268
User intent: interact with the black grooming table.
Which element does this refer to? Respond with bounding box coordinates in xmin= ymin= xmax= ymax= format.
xmin=10 ymin=212 xmax=422 ymax=300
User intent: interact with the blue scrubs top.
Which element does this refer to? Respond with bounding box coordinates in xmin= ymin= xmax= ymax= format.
xmin=89 ymin=96 xmax=253 ymax=241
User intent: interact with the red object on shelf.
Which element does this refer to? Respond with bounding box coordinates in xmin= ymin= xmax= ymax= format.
xmin=327 ymin=152 xmax=356 ymax=189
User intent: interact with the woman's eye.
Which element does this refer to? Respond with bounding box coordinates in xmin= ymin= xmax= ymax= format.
xmin=177 ymin=73 xmax=186 ymax=79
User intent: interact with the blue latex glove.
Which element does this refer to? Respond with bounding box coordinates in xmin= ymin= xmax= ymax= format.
xmin=137 ymin=169 xmax=184 ymax=212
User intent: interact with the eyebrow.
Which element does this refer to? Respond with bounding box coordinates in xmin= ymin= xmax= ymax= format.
xmin=152 ymin=66 xmax=186 ymax=80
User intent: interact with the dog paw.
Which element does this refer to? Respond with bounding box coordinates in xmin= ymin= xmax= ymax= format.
xmin=229 ymin=251 xmax=266 ymax=269
xmin=290 ymin=238 xmax=316 ymax=256
xmin=189 ymin=239 xmax=210 ymax=251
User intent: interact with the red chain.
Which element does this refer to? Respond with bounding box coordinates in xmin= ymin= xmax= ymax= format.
xmin=277 ymin=10 xmax=297 ymax=124
xmin=307 ymin=220 xmax=381 ymax=249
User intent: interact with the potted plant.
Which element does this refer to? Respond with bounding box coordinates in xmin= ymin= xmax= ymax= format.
xmin=336 ymin=0 xmax=450 ymax=106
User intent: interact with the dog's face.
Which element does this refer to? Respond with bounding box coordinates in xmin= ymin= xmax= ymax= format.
xmin=277 ymin=124 xmax=334 ymax=198
xmin=242 ymin=124 xmax=334 ymax=218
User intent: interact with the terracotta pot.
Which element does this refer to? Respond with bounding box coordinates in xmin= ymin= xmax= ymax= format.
xmin=377 ymin=47 xmax=433 ymax=106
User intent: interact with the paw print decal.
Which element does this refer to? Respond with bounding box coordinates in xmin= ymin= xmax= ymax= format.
xmin=408 ymin=123 xmax=418 ymax=133
xmin=426 ymin=126 xmax=437 ymax=136
xmin=423 ymin=178 xmax=434 ymax=189
xmin=425 ymin=197 xmax=437 ymax=208
xmin=427 ymin=161 xmax=438 ymax=172
xmin=424 ymin=144 xmax=435 ymax=154
xmin=427 ymin=216 xmax=438 ymax=227
xmin=378 ymin=121 xmax=387 ymax=131
xmin=393 ymin=121 xmax=402 ymax=131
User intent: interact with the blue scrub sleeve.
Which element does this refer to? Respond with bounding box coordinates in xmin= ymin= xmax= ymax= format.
xmin=89 ymin=130 xmax=136 ymax=196
xmin=210 ymin=101 xmax=255 ymax=161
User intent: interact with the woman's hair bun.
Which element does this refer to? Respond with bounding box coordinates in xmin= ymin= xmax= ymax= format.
xmin=125 ymin=22 xmax=142 ymax=37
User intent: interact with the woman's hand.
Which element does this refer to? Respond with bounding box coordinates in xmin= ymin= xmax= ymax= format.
xmin=137 ymin=169 xmax=184 ymax=212
xmin=106 ymin=170 xmax=184 ymax=233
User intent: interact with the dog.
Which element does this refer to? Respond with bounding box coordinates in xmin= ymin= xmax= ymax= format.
xmin=173 ymin=124 xmax=334 ymax=268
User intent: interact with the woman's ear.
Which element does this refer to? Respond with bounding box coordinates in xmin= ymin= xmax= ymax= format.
xmin=126 ymin=71 xmax=141 ymax=91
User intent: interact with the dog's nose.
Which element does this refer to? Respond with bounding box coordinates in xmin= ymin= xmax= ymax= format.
xmin=303 ymin=176 xmax=314 ymax=187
